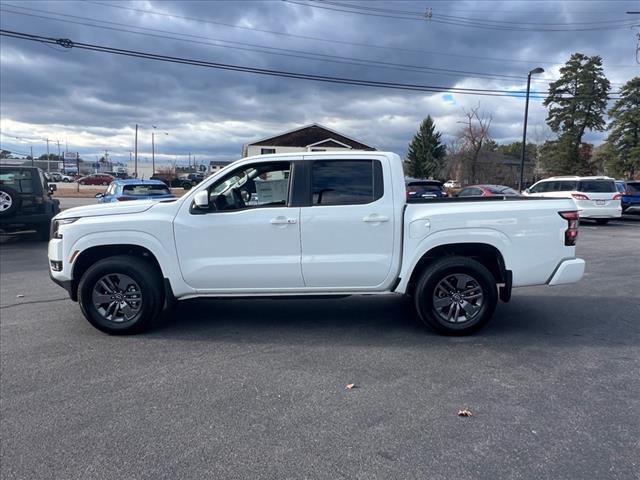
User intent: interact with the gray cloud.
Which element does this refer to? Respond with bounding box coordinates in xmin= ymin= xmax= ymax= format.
xmin=1 ymin=0 xmax=638 ymax=165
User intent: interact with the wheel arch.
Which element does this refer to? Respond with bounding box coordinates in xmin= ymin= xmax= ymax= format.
xmin=404 ymin=242 xmax=509 ymax=298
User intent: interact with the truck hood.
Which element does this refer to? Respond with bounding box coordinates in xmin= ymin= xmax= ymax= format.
xmin=56 ymin=200 xmax=157 ymax=219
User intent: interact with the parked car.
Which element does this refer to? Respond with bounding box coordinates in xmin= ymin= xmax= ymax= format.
xmin=444 ymin=180 xmax=461 ymax=189
xmin=405 ymin=179 xmax=447 ymax=199
xmin=46 ymin=172 xmax=75 ymax=183
xmin=457 ymin=184 xmax=520 ymax=197
xmin=150 ymin=174 xmax=195 ymax=190
xmin=49 ymin=151 xmax=585 ymax=336
xmin=177 ymin=173 xmax=207 ymax=190
xmin=77 ymin=173 xmax=115 ymax=186
xmin=524 ymin=176 xmax=621 ymax=224
xmin=0 ymin=166 xmax=59 ymax=240
xmin=615 ymin=180 xmax=640 ymax=214
xmin=96 ymin=179 xmax=176 ymax=203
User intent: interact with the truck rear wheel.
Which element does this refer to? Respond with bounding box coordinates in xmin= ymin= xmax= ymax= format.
xmin=414 ymin=256 xmax=497 ymax=335
xmin=78 ymin=255 xmax=164 ymax=335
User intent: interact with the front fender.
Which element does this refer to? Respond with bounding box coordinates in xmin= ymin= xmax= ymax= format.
xmin=396 ymin=228 xmax=512 ymax=293
xmin=69 ymin=230 xmax=194 ymax=297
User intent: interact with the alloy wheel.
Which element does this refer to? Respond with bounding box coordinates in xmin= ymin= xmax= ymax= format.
xmin=432 ymin=273 xmax=484 ymax=324
xmin=92 ymin=273 xmax=143 ymax=323
xmin=0 ymin=191 xmax=12 ymax=212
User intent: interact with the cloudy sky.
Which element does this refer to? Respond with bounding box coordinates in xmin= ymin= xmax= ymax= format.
xmin=1 ymin=0 xmax=638 ymax=166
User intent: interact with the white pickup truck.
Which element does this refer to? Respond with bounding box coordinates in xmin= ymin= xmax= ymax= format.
xmin=49 ymin=151 xmax=585 ymax=335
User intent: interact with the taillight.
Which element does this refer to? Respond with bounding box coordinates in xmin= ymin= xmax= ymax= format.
xmin=613 ymin=194 xmax=622 ymax=200
xmin=571 ymin=193 xmax=589 ymax=200
xmin=559 ymin=211 xmax=579 ymax=246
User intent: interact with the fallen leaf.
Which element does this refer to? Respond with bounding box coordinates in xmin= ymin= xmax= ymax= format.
xmin=457 ymin=409 xmax=473 ymax=417
xmin=346 ymin=383 xmax=356 ymax=390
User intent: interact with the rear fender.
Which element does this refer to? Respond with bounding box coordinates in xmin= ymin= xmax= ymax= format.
xmin=396 ymin=228 xmax=512 ymax=293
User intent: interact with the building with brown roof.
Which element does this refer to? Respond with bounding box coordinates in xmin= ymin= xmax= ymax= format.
xmin=242 ymin=123 xmax=376 ymax=157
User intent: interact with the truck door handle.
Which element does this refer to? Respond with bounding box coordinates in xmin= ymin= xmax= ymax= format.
xmin=270 ymin=216 xmax=297 ymax=225
xmin=363 ymin=214 xmax=389 ymax=223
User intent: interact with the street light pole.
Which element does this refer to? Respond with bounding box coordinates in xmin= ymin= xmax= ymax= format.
xmin=519 ymin=67 xmax=544 ymax=192
xmin=152 ymin=132 xmax=155 ymax=176
xmin=134 ymin=123 xmax=138 ymax=178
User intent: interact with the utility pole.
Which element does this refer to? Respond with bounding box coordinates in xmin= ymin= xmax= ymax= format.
xmin=30 ymin=146 xmax=34 ymax=167
xmin=134 ymin=123 xmax=138 ymax=178
xmin=45 ymin=138 xmax=50 ymax=172
xmin=56 ymin=140 xmax=61 ymax=171
xmin=76 ymin=152 xmax=80 ymax=193
xmin=104 ymin=149 xmax=110 ymax=171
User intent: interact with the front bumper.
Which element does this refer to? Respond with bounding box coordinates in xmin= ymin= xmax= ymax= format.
xmin=548 ymin=258 xmax=585 ymax=286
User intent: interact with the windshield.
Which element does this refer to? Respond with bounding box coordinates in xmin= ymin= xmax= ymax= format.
xmin=578 ymin=180 xmax=616 ymax=193
xmin=123 ymin=184 xmax=172 ymax=196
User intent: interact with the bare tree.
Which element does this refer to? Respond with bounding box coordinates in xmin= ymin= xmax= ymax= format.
xmin=456 ymin=106 xmax=492 ymax=184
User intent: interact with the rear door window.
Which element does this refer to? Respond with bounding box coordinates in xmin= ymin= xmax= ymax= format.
xmin=578 ymin=180 xmax=616 ymax=193
xmin=311 ymin=160 xmax=383 ymax=206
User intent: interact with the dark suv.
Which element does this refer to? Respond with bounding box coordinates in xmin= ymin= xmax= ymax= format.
xmin=0 ymin=166 xmax=60 ymax=240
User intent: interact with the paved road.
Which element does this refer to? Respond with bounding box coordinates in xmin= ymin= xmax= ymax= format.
xmin=1 ymin=222 xmax=639 ymax=479
xmin=57 ymin=197 xmax=98 ymax=209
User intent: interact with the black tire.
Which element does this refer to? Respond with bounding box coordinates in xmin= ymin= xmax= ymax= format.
xmin=414 ymin=256 xmax=498 ymax=336
xmin=62 ymin=178 xmax=70 ymax=183
xmin=78 ymin=255 xmax=164 ymax=335
xmin=595 ymin=219 xmax=610 ymax=225
xmin=182 ymin=182 xmax=192 ymax=190
xmin=35 ymin=222 xmax=51 ymax=241
xmin=0 ymin=186 xmax=21 ymax=217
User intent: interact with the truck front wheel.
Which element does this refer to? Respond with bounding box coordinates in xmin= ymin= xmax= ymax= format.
xmin=78 ymin=255 xmax=164 ymax=335
xmin=414 ymin=256 xmax=498 ymax=335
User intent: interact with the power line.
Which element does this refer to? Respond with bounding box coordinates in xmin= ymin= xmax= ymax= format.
xmin=309 ymin=0 xmax=637 ymax=26
xmin=286 ymin=0 xmax=639 ymax=32
xmin=0 ymin=29 xmax=620 ymax=100
xmin=83 ymin=0 xmax=637 ymax=69
xmin=0 ymin=5 xmax=559 ymax=86
xmin=0 ymin=4 xmax=627 ymax=90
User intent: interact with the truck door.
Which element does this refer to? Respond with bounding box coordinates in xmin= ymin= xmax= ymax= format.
xmin=174 ymin=160 xmax=304 ymax=291
xmin=299 ymin=157 xmax=395 ymax=288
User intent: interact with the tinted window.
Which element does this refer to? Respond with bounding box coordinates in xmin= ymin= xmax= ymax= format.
xmin=578 ymin=180 xmax=616 ymax=193
xmin=123 ymin=184 xmax=171 ymax=196
xmin=311 ymin=160 xmax=383 ymax=206
xmin=626 ymin=182 xmax=640 ymax=195
xmin=557 ymin=181 xmax=578 ymax=191
xmin=458 ymin=187 xmax=482 ymax=197
xmin=529 ymin=182 xmax=550 ymax=193
xmin=487 ymin=186 xmax=518 ymax=195
xmin=0 ymin=169 xmax=34 ymax=193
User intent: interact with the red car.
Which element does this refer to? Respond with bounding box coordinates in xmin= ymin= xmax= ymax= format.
xmin=77 ymin=173 xmax=115 ymax=186
xmin=456 ymin=184 xmax=520 ymax=197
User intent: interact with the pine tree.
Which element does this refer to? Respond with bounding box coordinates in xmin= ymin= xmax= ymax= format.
xmin=605 ymin=76 xmax=640 ymax=178
xmin=405 ymin=116 xmax=446 ymax=178
xmin=542 ymin=53 xmax=610 ymax=174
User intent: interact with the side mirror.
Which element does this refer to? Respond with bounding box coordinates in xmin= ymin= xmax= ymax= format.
xmin=49 ymin=184 xmax=57 ymax=193
xmin=95 ymin=193 xmax=104 ymax=198
xmin=193 ymin=190 xmax=209 ymax=209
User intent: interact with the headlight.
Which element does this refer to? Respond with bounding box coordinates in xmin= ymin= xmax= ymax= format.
xmin=51 ymin=217 xmax=79 ymax=239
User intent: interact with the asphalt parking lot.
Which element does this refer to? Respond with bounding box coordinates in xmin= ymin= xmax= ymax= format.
xmin=1 ymin=218 xmax=639 ymax=480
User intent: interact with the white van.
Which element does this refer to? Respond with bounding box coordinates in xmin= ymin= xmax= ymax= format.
xmin=524 ymin=176 xmax=621 ymax=224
